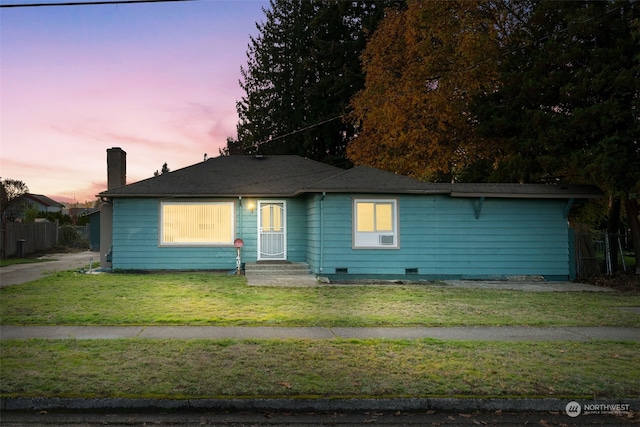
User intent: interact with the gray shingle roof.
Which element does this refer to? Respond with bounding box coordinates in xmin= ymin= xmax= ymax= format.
xmin=21 ymin=194 xmax=65 ymax=208
xmin=99 ymin=155 xmax=603 ymax=199
xmin=448 ymin=183 xmax=604 ymax=199
xmin=100 ymin=155 xmax=343 ymax=197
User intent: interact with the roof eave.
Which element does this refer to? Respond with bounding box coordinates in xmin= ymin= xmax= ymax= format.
xmin=449 ymin=192 xmax=604 ymax=199
xmin=300 ymin=188 xmax=451 ymax=195
xmin=99 ymin=192 xmax=303 ymax=199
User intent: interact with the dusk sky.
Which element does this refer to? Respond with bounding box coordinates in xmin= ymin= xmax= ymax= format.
xmin=1 ymin=0 xmax=269 ymax=204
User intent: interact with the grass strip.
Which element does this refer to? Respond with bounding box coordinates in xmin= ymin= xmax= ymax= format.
xmin=1 ymin=272 xmax=639 ymax=327
xmin=0 ymin=257 xmax=50 ymax=267
xmin=1 ymin=339 xmax=637 ymax=399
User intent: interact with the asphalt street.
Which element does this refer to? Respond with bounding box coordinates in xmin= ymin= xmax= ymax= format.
xmin=1 ymin=409 xmax=636 ymax=426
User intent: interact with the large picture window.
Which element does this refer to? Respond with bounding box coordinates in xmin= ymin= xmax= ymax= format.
xmin=353 ymin=198 xmax=398 ymax=248
xmin=160 ymin=201 xmax=234 ymax=246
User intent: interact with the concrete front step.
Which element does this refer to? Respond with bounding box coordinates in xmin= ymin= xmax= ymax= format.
xmin=244 ymin=262 xmax=311 ymax=276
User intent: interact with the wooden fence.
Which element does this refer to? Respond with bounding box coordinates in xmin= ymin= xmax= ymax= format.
xmin=0 ymin=221 xmax=58 ymax=258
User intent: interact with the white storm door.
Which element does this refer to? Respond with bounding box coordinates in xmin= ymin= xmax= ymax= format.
xmin=258 ymin=201 xmax=286 ymax=260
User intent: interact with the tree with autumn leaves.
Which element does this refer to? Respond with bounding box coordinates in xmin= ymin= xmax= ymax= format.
xmin=348 ymin=0 xmax=640 ymax=273
xmin=348 ymin=0 xmax=502 ymax=181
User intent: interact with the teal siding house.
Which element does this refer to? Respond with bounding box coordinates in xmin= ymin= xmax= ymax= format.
xmin=99 ymin=148 xmax=601 ymax=281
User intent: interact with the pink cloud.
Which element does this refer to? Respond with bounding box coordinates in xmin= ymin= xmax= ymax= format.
xmin=50 ymin=180 xmax=108 ymax=205
xmin=1 ymin=1 xmax=268 ymax=205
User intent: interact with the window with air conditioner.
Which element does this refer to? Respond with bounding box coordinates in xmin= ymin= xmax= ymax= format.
xmin=353 ymin=198 xmax=399 ymax=248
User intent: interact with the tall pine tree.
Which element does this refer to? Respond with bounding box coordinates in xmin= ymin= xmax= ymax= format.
xmin=231 ymin=0 xmax=398 ymax=165
xmin=473 ymin=0 xmax=640 ymax=272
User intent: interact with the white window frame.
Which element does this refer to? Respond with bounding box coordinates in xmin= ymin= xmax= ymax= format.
xmin=159 ymin=200 xmax=235 ymax=246
xmin=353 ymin=198 xmax=399 ymax=249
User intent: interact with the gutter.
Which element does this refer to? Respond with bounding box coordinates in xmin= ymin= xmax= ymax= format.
xmin=450 ymin=192 xmax=604 ymax=199
xmin=3 ymin=396 xmax=639 ymax=414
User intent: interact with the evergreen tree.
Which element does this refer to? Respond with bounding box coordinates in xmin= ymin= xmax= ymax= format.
xmin=473 ymin=0 xmax=640 ymax=272
xmin=233 ymin=0 xmax=398 ymax=165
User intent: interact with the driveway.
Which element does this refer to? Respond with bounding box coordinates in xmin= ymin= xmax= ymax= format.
xmin=0 ymin=251 xmax=99 ymax=287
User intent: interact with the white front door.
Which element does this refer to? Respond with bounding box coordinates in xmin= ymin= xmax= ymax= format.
xmin=258 ymin=201 xmax=286 ymax=260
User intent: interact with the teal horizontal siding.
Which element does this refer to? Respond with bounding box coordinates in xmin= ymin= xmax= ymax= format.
xmin=235 ymin=198 xmax=257 ymax=264
xmin=305 ymin=195 xmax=321 ymax=273
xmin=286 ymin=198 xmax=308 ymax=263
xmin=112 ymin=197 xmax=309 ymax=270
xmin=318 ymin=194 xmax=570 ymax=280
xmin=112 ymin=198 xmax=241 ymax=270
xmin=432 ymin=197 xmax=568 ymax=278
xmin=113 ymin=193 xmax=571 ymax=279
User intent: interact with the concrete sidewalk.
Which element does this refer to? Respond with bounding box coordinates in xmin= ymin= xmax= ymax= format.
xmin=2 ymin=325 xmax=639 ymax=341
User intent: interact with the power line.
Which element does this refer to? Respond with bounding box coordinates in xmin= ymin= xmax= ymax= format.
xmin=0 ymin=0 xmax=195 ymax=8
xmin=255 ymin=115 xmax=344 ymax=146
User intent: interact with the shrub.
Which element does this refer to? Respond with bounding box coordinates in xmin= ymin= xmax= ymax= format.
xmin=58 ymin=225 xmax=89 ymax=249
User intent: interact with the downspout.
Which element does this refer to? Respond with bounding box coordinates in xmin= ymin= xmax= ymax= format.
xmin=238 ymin=196 xmax=242 ymax=236
xmin=237 ymin=196 xmax=243 ymax=274
xmin=99 ymin=197 xmax=113 ymax=268
xmin=320 ymin=192 xmax=325 ymax=274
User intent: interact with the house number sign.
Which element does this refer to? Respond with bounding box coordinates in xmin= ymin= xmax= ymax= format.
xmin=234 ymin=238 xmax=244 ymax=274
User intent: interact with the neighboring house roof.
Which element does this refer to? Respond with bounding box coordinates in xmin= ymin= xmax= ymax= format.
xmin=99 ymin=155 xmax=603 ymax=199
xmin=70 ymin=207 xmax=100 ymax=217
xmin=79 ymin=208 xmax=101 ymax=217
xmin=12 ymin=193 xmax=65 ymax=209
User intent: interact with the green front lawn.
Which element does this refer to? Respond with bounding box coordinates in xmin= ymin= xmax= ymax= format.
xmin=1 ymin=339 xmax=637 ymax=399
xmin=1 ymin=271 xmax=639 ymax=327
xmin=2 ymin=271 xmax=639 ymax=400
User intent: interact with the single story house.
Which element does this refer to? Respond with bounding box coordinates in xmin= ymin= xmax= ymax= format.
xmin=4 ymin=193 xmax=65 ymax=220
xmin=99 ymin=147 xmax=602 ymax=281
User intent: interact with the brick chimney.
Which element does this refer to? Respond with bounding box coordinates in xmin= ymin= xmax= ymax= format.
xmin=101 ymin=147 xmax=126 ymax=269
xmin=107 ymin=147 xmax=126 ymax=190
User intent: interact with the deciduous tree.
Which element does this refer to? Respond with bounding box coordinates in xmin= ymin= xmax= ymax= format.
xmin=0 ymin=178 xmax=28 ymax=219
xmin=347 ymin=0 xmax=503 ymax=181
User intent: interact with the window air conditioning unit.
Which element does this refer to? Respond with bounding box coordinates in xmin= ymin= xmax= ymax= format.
xmin=380 ymin=235 xmax=394 ymax=245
